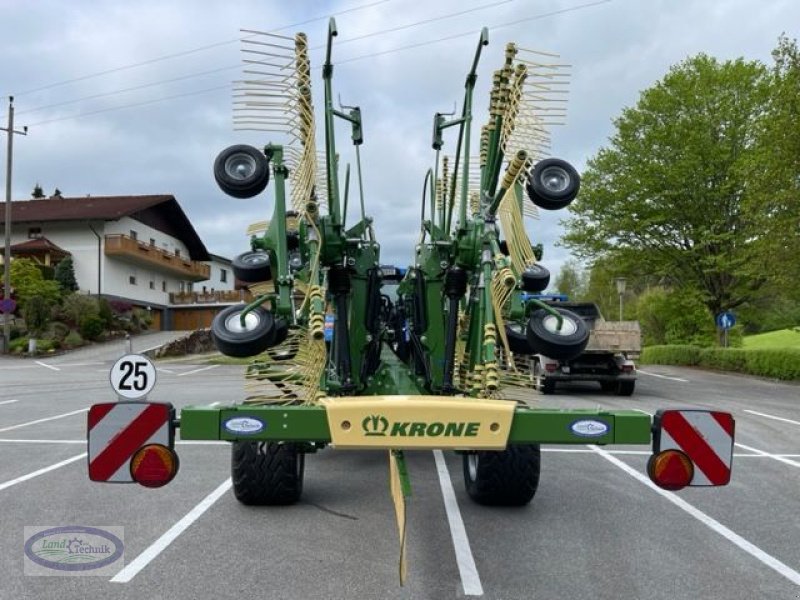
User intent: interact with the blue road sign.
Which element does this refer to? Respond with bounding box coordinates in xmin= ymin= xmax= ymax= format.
xmin=716 ymin=311 xmax=736 ymax=330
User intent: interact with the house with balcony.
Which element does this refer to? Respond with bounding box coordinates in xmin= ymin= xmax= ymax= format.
xmin=0 ymin=194 xmax=250 ymax=330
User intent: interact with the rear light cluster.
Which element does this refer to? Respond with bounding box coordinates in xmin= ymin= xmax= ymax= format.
xmin=130 ymin=444 xmax=180 ymax=488
xmin=621 ymin=364 xmax=634 ymax=373
xmin=544 ymin=363 xmax=558 ymax=373
xmin=647 ymin=449 xmax=694 ymax=491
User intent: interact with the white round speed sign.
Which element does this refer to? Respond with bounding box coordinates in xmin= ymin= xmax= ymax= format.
xmin=110 ymin=354 xmax=157 ymax=399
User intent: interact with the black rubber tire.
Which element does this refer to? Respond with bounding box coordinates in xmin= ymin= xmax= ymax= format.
xmin=214 ymin=144 xmax=270 ymax=199
xmin=526 ymin=158 xmax=580 ymax=211
xmin=600 ymin=381 xmax=616 ymax=393
xmin=616 ymin=380 xmax=635 ymax=396
xmin=526 ymin=307 xmax=590 ymax=361
xmin=505 ymin=322 xmax=534 ymax=355
xmin=233 ymin=251 xmax=272 ymax=283
xmin=211 ymin=304 xmax=275 ymax=358
xmin=463 ymin=445 xmax=541 ymax=506
xmin=520 ymin=264 xmax=550 ymax=292
xmin=231 ymin=441 xmax=304 ymax=505
xmin=266 ymin=320 xmax=297 ymax=361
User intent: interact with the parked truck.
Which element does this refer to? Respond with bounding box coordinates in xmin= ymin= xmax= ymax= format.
xmin=507 ymin=296 xmax=641 ymax=395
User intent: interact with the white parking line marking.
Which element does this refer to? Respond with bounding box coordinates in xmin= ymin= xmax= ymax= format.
xmin=433 ymin=450 xmax=483 ymax=596
xmin=177 ymin=365 xmax=219 ymax=377
xmin=0 ymin=453 xmax=87 ymax=492
xmin=110 ymin=478 xmax=232 ymax=583
xmin=589 ymin=445 xmax=800 ymax=586
xmin=743 ymin=409 xmax=800 ymax=427
xmin=734 ymin=442 xmax=800 ymax=468
xmin=637 ymin=370 xmax=688 ymax=382
xmin=0 ymin=408 xmax=88 ymax=433
xmin=157 ymin=368 xmax=175 ymax=374
xmin=0 ymin=399 xmax=19 ymax=406
xmin=35 ymin=361 xmax=60 ymax=371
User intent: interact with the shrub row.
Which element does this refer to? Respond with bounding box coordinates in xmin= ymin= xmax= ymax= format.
xmin=641 ymin=345 xmax=800 ymax=380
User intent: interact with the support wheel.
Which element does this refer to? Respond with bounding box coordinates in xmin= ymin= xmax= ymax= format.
xmin=232 ymin=441 xmax=304 ymax=505
xmin=233 ymin=251 xmax=272 ymax=283
xmin=211 ymin=304 xmax=275 ymax=357
xmin=526 ymin=158 xmax=580 ymax=211
xmin=463 ymin=445 xmax=541 ymax=506
xmin=616 ymin=380 xmax=635 ymax=396
xmin=214 ymin=144 xmax=270 ymax=199
xmin=526 ymin=307 xmax=589 ymax=361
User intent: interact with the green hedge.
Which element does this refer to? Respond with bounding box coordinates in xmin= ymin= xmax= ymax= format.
xmin=642 ymin=345 xmax=800 ymax=380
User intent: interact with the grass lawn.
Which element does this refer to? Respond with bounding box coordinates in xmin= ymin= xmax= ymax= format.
xmin=742 ymin=327 xmax=800 ymax=349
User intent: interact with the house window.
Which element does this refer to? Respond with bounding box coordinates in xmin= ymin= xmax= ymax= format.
xmin=179 ymin=282 xmax=185 ymax=293
xmin=162 ymin=281 xmax=167 ymax=292
xmin=130 ymin=230 xmax=138 ymax=240
xmin=220 ymin=269 xmax=228 ymax=283
xmin=149 ymin=238 xmax=156 ymax=247
xmin=149 ymin=281 xmax=155 ymax=290
xmin=129 ymin=275 xmax=137 ymax=285
xmin=28 ymin=227 xmax=42 ymax=239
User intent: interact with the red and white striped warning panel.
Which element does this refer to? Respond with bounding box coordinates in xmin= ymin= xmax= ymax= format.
xmin=88 ymin=402 xmax=175 ymax=483
xmin=653 ymin=409 xmax=735 ymax=486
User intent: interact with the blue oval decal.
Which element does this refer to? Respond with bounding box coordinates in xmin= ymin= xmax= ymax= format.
xmin=570 ymin=419 xmax=610 ymax=437
xmin=223 ymin=416 xmax=265 ymax=435
xmin=24 ymin=526 xmax=124 ymax=572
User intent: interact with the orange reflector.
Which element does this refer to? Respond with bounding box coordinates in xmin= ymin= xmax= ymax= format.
xmin=130 ymin=444 xmax=179 ymax=488
xmin=647 ymin=449 xmax=694 ymax=491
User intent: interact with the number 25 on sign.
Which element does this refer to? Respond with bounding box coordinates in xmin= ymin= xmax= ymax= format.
xmin=110 ymin=354 xmax=157 ymax=400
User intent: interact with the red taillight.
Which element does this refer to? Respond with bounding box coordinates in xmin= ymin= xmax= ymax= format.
xmin=647 ymin=449 xmax=694 ymax=491
xmin=544 ymin=363 xmax=557 ymax=372
xmin=130 ymin=444 xmax=179 ymax=488
xmin=621 ymin=364 xmax=634 ymax=372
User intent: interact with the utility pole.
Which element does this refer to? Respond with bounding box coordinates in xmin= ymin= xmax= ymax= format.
xmin=1 ymin=96 xmax=28 ymax=353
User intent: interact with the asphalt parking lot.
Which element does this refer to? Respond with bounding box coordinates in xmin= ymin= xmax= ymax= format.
xmin=1 ymin=340 xmax=798 ymax=599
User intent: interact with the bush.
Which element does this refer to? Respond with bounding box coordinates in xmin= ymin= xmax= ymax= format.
xmin=64 ymin=330 xmax=84 ymax=348
xmin=79 ymin=315 xmax=104 ymax=341
xmin=97 ymin=298 xmax=114 ymax=328
xmin=23 ymin=295 xmax=52 ymax=336
xmin=44 ymin=321 xmax=70 ymax=342
xmin=61 ymin=293 xmax=99 ymax=327
xmin=8 ymin=337 xmax=57 ymax=355
xmin=636 ymin=287 xmax=716 ymax=347
xmin=642 ymin=345 xmax=800 ymax=380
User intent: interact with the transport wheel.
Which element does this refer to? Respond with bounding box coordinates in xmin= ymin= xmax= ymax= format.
xmin=232 ymin=441 xmax=304 ymax=505
xmin=525 ymin=158 xmax=580 ymax=211
xmin=214 ymin=144 xmax=270 ymax=199
xmin=463 ymin=444 xmax=541 ymax=506
xmin=526 ymin=307 xmax=589 ymax=361
xmin=616 ymin=380 xmax=635 ymax=396
xmin=520 ymin=264 xmax=550 ymax=292
xmin=211 ymin=305 xmax=275 ymax=358
xmin=233 ymin=250 xmax=272 ymax=283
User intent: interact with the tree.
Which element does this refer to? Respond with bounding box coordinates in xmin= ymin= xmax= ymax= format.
xmin=54 ymin=256 xmax=78 ymax=292
xmin=31 ymin=183 xmax=45 ymax=199
xmin=561 ymin=54 xmax=771 ymax=319
xmin=51 ymin=188 xmax=63 ymax=198
xmin=554 ymin=260 xmax=586 ymax=299
xmin=9 ymin=258 xmax=61 ymax=306
xmin=22 ymin=296 xmax=50 ymax=336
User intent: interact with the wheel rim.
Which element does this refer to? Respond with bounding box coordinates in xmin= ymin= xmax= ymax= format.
xmin=542 ymin=314 xmax=578 ymax=336
xmin=539 ymin=166 xmax=570 ymax=193
xmin=225 ymin=310 xmax=261 ymax=333
xmin=467 ymin=454 xmax=479 ymax=481
xmin=242 ymin=253 xmax=268 ymax=265
xmin=224 ymin=153 xmax=257 ymax=181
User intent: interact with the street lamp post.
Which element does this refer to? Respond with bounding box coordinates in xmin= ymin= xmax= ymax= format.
xmin=615 ymin=277 xmax=627 ymax=321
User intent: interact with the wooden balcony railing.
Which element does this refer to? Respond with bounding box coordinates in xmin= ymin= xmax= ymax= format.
xmin=169 ymin=290 xmax=253 ymax=305
xmin=104 ymin=234 xmax=210 ymax=282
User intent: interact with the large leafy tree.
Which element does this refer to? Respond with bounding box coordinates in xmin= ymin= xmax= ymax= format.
xmin=562 ymin=54 xmax=771 ymax=317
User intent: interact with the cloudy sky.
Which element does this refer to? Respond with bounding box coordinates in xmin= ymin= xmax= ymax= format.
xmin=1 ymin=0 xmax=797 ymax=279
